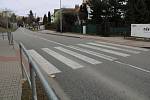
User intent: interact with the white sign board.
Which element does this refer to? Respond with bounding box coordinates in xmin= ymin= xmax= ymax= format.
xmin=131 ymin=24 xmax=150 ymax=38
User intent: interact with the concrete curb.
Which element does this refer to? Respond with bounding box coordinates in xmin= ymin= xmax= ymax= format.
xmin=96 ymin=39 xmax=150 ymax=48
xmin=42 ymin=32 xmax=81 ymax=38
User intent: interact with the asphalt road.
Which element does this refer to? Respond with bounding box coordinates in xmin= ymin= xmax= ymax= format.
xmin=14 ymin=28 xmax=150 ymax=100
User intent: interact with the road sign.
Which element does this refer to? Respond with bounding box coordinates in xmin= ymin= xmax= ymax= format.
xmin=131 ymin=24 xmax=150 ymax=38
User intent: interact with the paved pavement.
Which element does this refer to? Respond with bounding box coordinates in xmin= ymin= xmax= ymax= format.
xmin=0 ymin=39 xmax=21 ymax=100
xmin=14 ymin=28 xmax=150 ymax=100
xmin=39 ymin=30 xmax=150 ymax=48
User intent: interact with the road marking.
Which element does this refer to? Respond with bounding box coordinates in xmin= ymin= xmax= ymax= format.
xmin=67 ymin=45 xmax=117 ymax=61
xmin=115 ymin=61 xmax=150 ymax=73
xmin=97 ymin=42 xmax=149 ymax=51
xmin=21 ymin=31 xmax=149 ymax=52
xmin=21 ymin=31 xmax=66 ymax=46
xmin=20 ymin=29 xmax=150 ymax=75
xmin=42 ymin=48 xmax=84 ymax=69
xmin=87 ymin=42 xmax=140 ymax=54
xmin=77 ymin=44 xmax=130 ymax=57
xmin=28 ymin=50 xmax=61 ymax=75
xmin=55 ymin=47 xmax=102 ymax=64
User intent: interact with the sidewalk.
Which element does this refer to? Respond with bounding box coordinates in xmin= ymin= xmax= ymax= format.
xmin=0 ymin=39 xmax=21 ymax=100
xmin=39 ymin=30 xmax=150 ymax=48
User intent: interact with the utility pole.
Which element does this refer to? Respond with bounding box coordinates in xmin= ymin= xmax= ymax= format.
xmin=82 ymin=1 xmax=86 ymax=34
xmin=60 ymin=0 xmax=63 ymax=33
xmin=35 ymin=13 xmax=36 ymax=18
xmin=3 ymin=10 xmax=9 ymax=30
xmin=3 ymin=9 xmax=12 ymax=30
xmin=82 ymin=3 xmax=88 ymax=35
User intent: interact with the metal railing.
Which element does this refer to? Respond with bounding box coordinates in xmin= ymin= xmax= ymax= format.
xmin=19 ymin=43 xmax=59 ymax=100
xmin=0 ymin=32 xmax=6 ymax=40
xmin=0 ymin=32 xmax=14 ymax=45
xmin=0 ymin=32 xmax=7 ymax=40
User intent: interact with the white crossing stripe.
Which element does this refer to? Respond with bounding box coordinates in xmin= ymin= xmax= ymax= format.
xmin=115 ymin=61 xmax=150 ymax=73
xmin=87 ymin=42 xmax=140 ymax=54
xmin=77 ymin=44 xmax=130 ymax=57
xmin=28 ymin=50 xmax=61 ymax=75
xmin=67 ymin=45 xmax=117 ymax=61
xmin=97 ymin=42 xmax=149 ymax=51
xmin=55 ymin=47 xmax=102 ymax=64
xmin=42 ymin=48 xmax=84 ymax=69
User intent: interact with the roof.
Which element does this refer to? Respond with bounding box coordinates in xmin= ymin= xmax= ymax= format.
xmin=54 ymin=6 xmax=80 ymax=14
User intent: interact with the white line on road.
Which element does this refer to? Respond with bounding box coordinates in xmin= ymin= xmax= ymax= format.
xmin=21 ymin=31 xmax=66 ymax=46
xmin=20 ymin=30 xmax=150 ymax=74
xmin=42 ymin=48 xmax=84 ymax=69
xmin=115 ymin=61 xmax=150 ymax=73
xmin=77 ymin=44 xmax=130 ymax=57
xmin=87 ymin=42 xmax=140 ymax=54
xmin=67 ymin=45 xmax=117 ymax=61
xmin=55 ymin=47 xmax=102 ymax=64
xmin=97 ymin=42 xmax=149 ymax=51
xmin=28 ymin=50 xmax=61 ymax=74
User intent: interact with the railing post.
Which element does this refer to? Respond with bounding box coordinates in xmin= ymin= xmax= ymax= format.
xmin=30 ymin=62 xmax=38 ymax=100
xmin=10 ymin=32 xmax=12 ymax=45
xmin=10 ymin=32 xmax=12 ymax=44
xmin=19 ymin=44 xmax=25 ymax=79
xmin=11 ymin=32 xmax=14 ymax=48
xmin=2 ymin=32 xmax=4 ymax=40
xmin=11 ymin=32 xmax=14 ymax=45
xmin=20 ymin=43 xmax=59 ymax=100
xmin=7 ymin=32 xmax=10 ymax=44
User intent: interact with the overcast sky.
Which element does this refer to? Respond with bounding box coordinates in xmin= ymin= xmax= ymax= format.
xmin=0 ymin=0 xmax=82 ymax=17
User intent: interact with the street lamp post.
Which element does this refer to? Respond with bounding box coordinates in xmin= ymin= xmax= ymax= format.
xmin=60 ymin=0 xmax=63 ymax=33
xmin=3 ymin=9 xmax=12 ymax=30
xmin=3 ymin=10 xmax=9 ymax=29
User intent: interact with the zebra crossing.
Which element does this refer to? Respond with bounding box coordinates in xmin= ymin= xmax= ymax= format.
xmin=27 ymin=42 xmax=149 ymax=75
xmin=55 ymin=47 xmax=102 ymax=64
xmin=77 ymin=44 xmax=130 ymax=57
xmin=87 ymin=42 xmax=140 ymax=54
xmin=28 ymin=50 xmax=61 ymax=74
xmin=42 ymin=48 xmax=84 ymax=69
xmin=67 ymin=45 xmax=117 ymax=61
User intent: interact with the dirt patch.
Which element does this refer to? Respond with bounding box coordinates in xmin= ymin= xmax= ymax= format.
xmin=21 ymin=78 xmax=49 ymax=100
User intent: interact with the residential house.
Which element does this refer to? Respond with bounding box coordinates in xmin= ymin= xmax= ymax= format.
xmin=54 ymin=5 xmax=80 ymax=32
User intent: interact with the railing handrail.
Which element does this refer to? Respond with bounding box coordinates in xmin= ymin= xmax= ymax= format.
xmin=19 ymin=42 xmax=59 ymax=100
xmin=0 ymin=32 xmax=7 ymax=40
